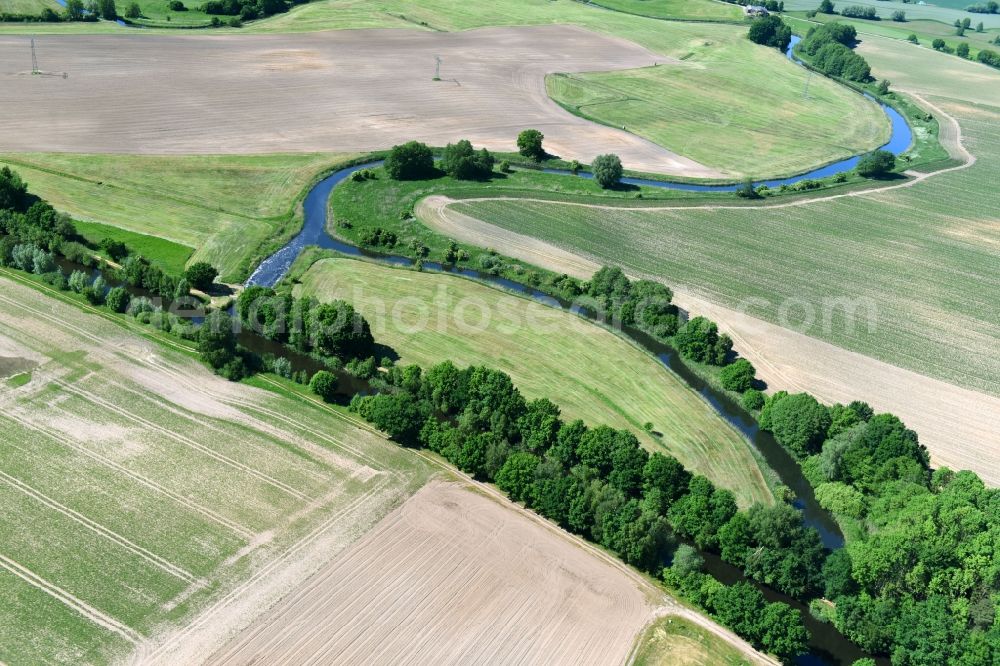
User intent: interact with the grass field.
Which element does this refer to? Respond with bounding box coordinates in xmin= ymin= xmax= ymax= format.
xmin=0 ymin=272 xmax=431 ymax=663
xmin=0 ymin=153 xmax=359 ymax=282
xmin=0 ymin=0 xmax=59 ymax=13
xmin=546 ymin=47 xmax=889 ymax=177
xmin=452 ymin=98 xmax=1000 ymax=397
xmin=784 ymin=0 xmax=1000 ymax=28
xmin=633 ymin=616 xmax=753 ymax=666
xmin=787 ymin=13 xmax=1000 ymax=62
xmin=124 ymin=0 xmax=215 ymax=27
xmin=293 ymin=256 xmax=774 ymax=507
xmin=852 ymin=32 xmax=1000 ymax=107
xmin=589 ymin=0 xmax=743 ymax=21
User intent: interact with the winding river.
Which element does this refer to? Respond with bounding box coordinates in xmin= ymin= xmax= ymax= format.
xmin=240 ymin=35 xmax=911 ymax=666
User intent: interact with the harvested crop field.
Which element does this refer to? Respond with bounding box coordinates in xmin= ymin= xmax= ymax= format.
xmin=294 ymin=256 xmax=774 ymax=507
xmin=0 ymin=272 xmax=431 ymax=664
xmin=208 ymin=480 xmax=654 ymax=666
xmin=0 ymin=26 xmax=717 ymax=177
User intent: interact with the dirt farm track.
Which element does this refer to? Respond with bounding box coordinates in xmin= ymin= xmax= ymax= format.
xmin=0 ymin=26 xmax=718 ymax=177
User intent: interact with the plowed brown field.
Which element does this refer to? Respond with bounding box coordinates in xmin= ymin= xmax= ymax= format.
xmin=0 ymin=26 xmax=717 ymax=177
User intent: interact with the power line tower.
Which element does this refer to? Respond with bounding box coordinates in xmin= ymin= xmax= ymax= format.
xmin=31 ymin=36 xmax=40 ymax=75
xmin=802 ymin=70 xmax=813 ymax=100
xmin=433 ymin=55 xmax=441 ymax=81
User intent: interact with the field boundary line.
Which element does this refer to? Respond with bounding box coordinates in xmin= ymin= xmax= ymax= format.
xmin=54 ymin=379 xmax=312 ymax=503
xmin=138 ymin=476 xmax=392 ymax=663
xmin=0 ymin=552 xmax=142 ymax=643
xmin=1 ymin=414 xmax=254 ymax=539
xmin=0 ymin=470 xmax=198 ymax=584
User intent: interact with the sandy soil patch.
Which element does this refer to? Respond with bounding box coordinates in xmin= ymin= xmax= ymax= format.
xmin=0 ymin=26 xmax=718 ymax=177
xmin=415 ymin=196 xmax=1000 ymax=486
xmin=208 ymin=480 xmax=654 ymax=666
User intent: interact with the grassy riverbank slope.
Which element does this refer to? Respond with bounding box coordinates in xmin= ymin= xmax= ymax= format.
xmin=292 ymin=255 xmax=775 ymax=507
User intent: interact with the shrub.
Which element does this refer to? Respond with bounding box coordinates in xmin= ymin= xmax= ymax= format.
xmin=742 ymin=389 xmax=765 ymax=411
xmin=384 ymin=141 xmax=435 ymax=180
xmin=748 ymin=15 xmax=792 ymax=51
xmin=766 ymin=393 xmax=831 ymax=457
xmin=440 ymin=139 xmax=494 ymax=180
xmin=105 ymin=286 xmax=130 ymax=313
xmin=818 ymin=0 xmax=834 ymax=12
xmin=977 ymin=48 xmax=1000 ymax=67
xmin=907 ymin=33 xmax=918 ymax=43
xmin=185 ymin=261 xmax=218 ymax=291
xmin=516 ymin=129 xmax=545 ymax=161
xmin=68 ymin=269 xmax=90 ymax=293
xmin=271 ymin=355 xmax=292 ymax=378
xmin=309 ymin=370 xmax=338 ymax=402
xmin=127 ymin=296 xmax=155 ymax=316
xmin=891 ymin=9 xmax=905 ymax=20
xmin=856 ymin=150 xmax=896 ymax=178
xmin=499 ymin=160 xmax=511 ymax=173
xmin=840 ymin=5 xmax=877 ymax=18
xmin=720 ymin=359 xmax=756 ymax=393
xmin=932 ymin=38 xmax=946 ymax=50
xmin=674 ymin=316 xmax=732 ymax=366
xmin=169 ymin=0 xmax=187 ymax=9
xmin=876 ymin=78 xmax=890 ymax=94
xmin=591 ymin=154 xmax=623 ymax=189
xmin=956 ymin=42 xmax=970 ymax=58
xmin=735 ymin=178 xmax=760 ymax=199
xmin=124 ymin=1 xmax=140 ymax=17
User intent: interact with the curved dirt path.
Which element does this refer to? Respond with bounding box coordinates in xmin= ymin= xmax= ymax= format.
xmin=414 ymin=101 xmax=1000 ymax=485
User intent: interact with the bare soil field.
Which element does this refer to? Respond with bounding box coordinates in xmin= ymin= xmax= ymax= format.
xmin=0 ymin=26 xmax=718 ymax=177
xmin=414 ymin=192 xmax=1000 ymax=487
xmin=0 ymin=272 xmax=432 ymax=664
xmin=207 ymin=480 xmax=655 ymax=665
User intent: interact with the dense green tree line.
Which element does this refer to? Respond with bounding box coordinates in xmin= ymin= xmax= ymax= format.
xmin=346 ymin=358 xmax=812 ymax=661
xmin=237 ymin=285 xmax=375 ymax=361
xmin=748 ymin=15 xmax=792 ymax=51
xmin=800 ymin=23 xmax=872 ymax=82
xmin=759 ymin=390 xmax=999 ymax=663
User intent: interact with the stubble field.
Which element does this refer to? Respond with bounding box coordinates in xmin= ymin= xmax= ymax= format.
xmin=0 ymin=27 xmax=716 ymax=177
xmin=294 ymin=257 xmax=774 ymax=507
xmin=0 ymin=273 xmax=432 ymax=664
xmin=208 ymin=480 xmax=655 ymax=665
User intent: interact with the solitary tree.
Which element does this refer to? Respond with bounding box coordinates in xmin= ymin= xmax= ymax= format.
xmin=64 ymin=0 xmax=86 ymax=19
xmin=185 ymin=262 xmax=218 ymax=291
xmin=856 ymin=150 xmax=896 ymax=178
xmin=516 ymin=129 xmax=545 ymax=161
xmin=384 ymin=141 xmax=435 ymax=180
xmin=818 ymin=0 xmax=834 ymax=12
xmin=891 ymin=9 xmax=906 ymax=21
xmin=720 ymin=359 xmax=756 ymax=392
xmin=309 ymin=370 xmax=338 ymax=403
xmin=932 ymin=38 xmax=946 ymax=50
xmin=591 ymin=154 xmax=623 ymax=189
xmin=956 ymin=42 xmax=970 ymax=58
xmin=98 ymin=0 xmax=117 ymax=20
